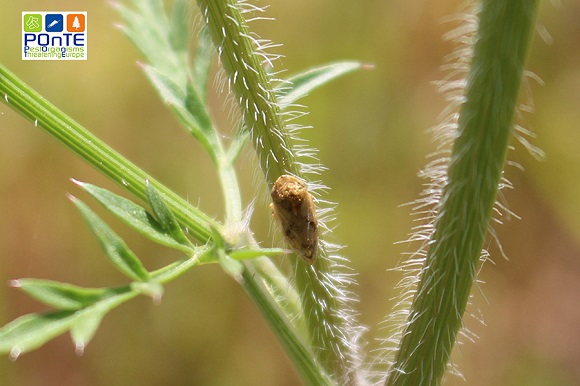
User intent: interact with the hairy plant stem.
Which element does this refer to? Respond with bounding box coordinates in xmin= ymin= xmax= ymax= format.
xmin=386 ymin=1 xmax=539 ymax=385
xmin=213 ymin=109 xmax=328 ymax=384
xmin=197 ymin=0 xmax=356 ymax=383
xmin=196 ymin=0 xmax=297 ymax=185
xmin=0 ymin=63 xmax=331 ymax=384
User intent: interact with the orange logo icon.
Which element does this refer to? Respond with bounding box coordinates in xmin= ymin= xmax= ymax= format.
xmin=66 ymin=14 xmax=85 ymax=32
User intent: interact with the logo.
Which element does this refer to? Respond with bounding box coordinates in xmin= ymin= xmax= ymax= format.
xmin=23 ymin=14 xmax=42 ymax=32
xmin=67 ymin=14 xmax=85 ymax=32
xmin=22 ymin=12 xmax=87 ymax=60
xmin=46 ymin=14 xmax=63 ymax=32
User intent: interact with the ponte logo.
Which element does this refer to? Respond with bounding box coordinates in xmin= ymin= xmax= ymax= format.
xmin=22 ymin=12 xmax=87 ymax=60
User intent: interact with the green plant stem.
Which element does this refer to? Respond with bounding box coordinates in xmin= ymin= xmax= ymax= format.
xmin=386 ymin=1 xmax=539 ymax=385
xmin=196 ymin=0 xmax=298 ymax=185
xmin=212 ymin=111 xmax=320 ymax=379
xmin=241 ymin=264 xmax=334 ymax=386
xmin=0 ymin=62 xmax=325 ymax=383
xmin=216 ymin=153 xmax=243 ymax=229
xmin=197 ymin=0 xmax=357 ymax=382
xmin=217 ymin=157 xmax=326 ymax=382
xmin=0 ymin=65 xmax=216 ymax=243
xmin=294 ymin=258 xmax=351 ymax=380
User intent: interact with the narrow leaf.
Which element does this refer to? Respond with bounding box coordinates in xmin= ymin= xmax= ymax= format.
xmin=193 ymin=26 xmax=215 ymax=100
xmin=76 ymin=180 xmax=194 ymax=253
xmin=146 ymin=182 xmax=193 ymax=248
xmin=113 ymin=0 xmax=187 ymax=83
xmin=71 ymin=196 xmax=150 ymax=282
xmin=140 ymin=64 xmax=215 ymax=154
xmin=67 ymin=286 xmax=138 ymax=353
xmin=11 ymin=279 xmax=108 ymax=310
xmin=277 ymin=61 xmax=367 ymax=107
xmin=0 ymin=311 xmax=77 ymax=357
xmin=185 ymin=80 xmax=212 ymax=132
xmin=114 ymin=0 xmax=219 ymax=161
xmin=209 ymin=224 xmax=227 ymax=251
xmin=0 ymin=286 xmax=138 ymax=357
xmin=70 ymin=310 xmax=105 ymax=355
xmin=169 ymin=0 xmax=190 ymax=52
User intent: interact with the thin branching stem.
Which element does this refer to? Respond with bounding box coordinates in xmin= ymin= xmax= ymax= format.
xmin=0 ymin=65 xmax=216 ymax=243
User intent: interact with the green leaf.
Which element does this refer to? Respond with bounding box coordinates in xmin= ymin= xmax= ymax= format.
xmin=0 ymin=311 xmax=78 ymax=358
xmin=276 ymin=61 xmax=367 ymax=107
xmin=114 ymin=0 xmax=219 ymax=162
xmin=140 ymin=64 xmax=215 ymax=155
xmin=209 ymin=223 xmax=227 ymax=251
xmin=193 ymin=26 xmax=215 ymax=100
xmin=0 ymin=286 xmax=138 ymax=357
xmin=184 ymin=80 xmax=212 ymax=133
xmin=70 ymin=196 xmax=150 ymax=282
xmin=207 ymin=222 xmax=243 ymax=279
xmin=11 ymin=279 xmax=108 ymax=310
xmin=68 ymin=286 xmax=138 ymax=355
xmin=145 ymin=181 xmax=193 ymax=248
xmin=169 ymin=0 xmax=190 ymax=53
xmin=70 ymin=310 xmax=105 ymax=355
xmin=67 ymin=286 xmax=139 ymax=354
xmin=113 ymin=0 xmax=187 ymax=84
xmin=217 ymin=250 xmax=243 ymax=283
xmin=76 ymin=180 xmax=194 ymax=253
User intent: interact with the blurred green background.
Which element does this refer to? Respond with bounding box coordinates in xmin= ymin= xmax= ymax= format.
xmin=1 ymin=1 xmax=579 ymax=385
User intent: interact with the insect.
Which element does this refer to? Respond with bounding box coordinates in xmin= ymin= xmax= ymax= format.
xmin=270 ymin=174 xmax=318 ymax=264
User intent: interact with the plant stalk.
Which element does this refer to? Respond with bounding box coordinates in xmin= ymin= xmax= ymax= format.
xmin=386 ymin=1 xmax=539 ymax=385
xmin=196 ymin=1 xmax=359 ymax=382
xmin=0 ymin=65 xmax=216 ymax=243
xmin=0 ymin=61 xmax=326 ymax=386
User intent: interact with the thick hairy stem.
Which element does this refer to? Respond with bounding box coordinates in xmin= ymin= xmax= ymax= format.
xmin=197 ymin=1 xmax=361 ymax=383
xmin=387 ymin=1 xmax=539 ymax=385
xmin=197 ymin=0 xmax=297 ymax=185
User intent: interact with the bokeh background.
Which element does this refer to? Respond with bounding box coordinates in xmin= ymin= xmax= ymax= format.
xmin=1 ymin=1 xmax=579 ymax=385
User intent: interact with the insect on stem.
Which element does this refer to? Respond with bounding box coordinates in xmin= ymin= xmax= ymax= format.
xmin=269 ymin=175 xmax=318 ymax=264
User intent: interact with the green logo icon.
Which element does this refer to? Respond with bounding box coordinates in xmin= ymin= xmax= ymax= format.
xmin=23 ymin=14 xmax=42 ymax=32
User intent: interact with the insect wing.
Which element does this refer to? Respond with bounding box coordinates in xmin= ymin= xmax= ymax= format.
xmin=270 ymin=175 xmax=318 ymax=264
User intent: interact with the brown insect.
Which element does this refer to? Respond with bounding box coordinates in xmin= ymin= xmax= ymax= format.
xmin=270 ymin=175 xmax=318 ymax=264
